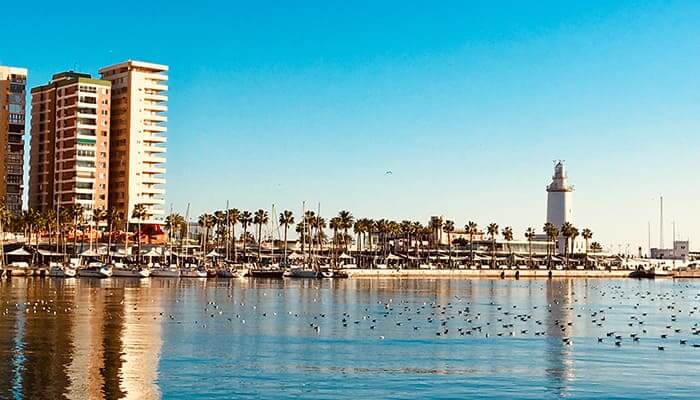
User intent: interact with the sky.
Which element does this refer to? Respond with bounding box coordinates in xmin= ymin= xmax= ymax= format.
xmin=3 ymin=0 xmax=700 ymax=252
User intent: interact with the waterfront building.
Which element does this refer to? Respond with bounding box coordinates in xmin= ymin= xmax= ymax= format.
xmin=29 ymin=72 xmax=111 ymax=214
xmin=99 ymin=60 xmax=168 ymax=226
xmin=650 ymin=240 xmax=689 ymax=260
xmin=0 ymin=66 xmax=28 ymax=213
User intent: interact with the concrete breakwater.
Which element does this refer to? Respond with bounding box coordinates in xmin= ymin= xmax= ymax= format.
xmin=344 ymin=268 xmax=644 ymax=279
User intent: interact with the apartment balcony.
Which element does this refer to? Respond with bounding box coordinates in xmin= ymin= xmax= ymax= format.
xmin=142 ymin=134 xmax=166 ymax=143
xmin=147 ymin=73 xmax=168 ymax=82
xmin=146 ymin=83 xmax=168 ymax=92
xmin=144 ymin=114 xmax=167 ymax=123
xmin=139 ymin=195 xmax=165 ymax=205
xmin=143 ymin=103 xmax=168 ymax=112
xmin=143 ymin=124 xmax=167 ymax=133
xmin=143 ymin=148 xmax=166 ymax=157
xmin=144 ymin=93 xmax=168 ymax=102
xmin=143 ymin=155 xmax=167 ymax=164
xmin=77 ymin=122 xmax=97 ymax=130
xmin=143 ymin=166 xmax=166 ymax=175
xmin=75 ymin=187 xmax=94 ymax=195
xmin=141 ymin=186 xmax=165 ymax=195
xmin=142 ymin=175 xmax=166 ymax=185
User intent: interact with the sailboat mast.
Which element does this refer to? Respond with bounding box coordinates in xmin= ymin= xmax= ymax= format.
xmin=184 ymin=202 xmax=190 ymax=266
xmin=301 ymin=201 xmax=306 ymax=264
xmin=225 ymin=200 xmax=230 ymax=260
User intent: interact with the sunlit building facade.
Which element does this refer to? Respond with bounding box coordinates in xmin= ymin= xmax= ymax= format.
xmin=0 ymin=66 xmax=27 ymax=213
xmin=29 ymin=72 xmax=111 ymax=214
xmin=99 ymin=60 xmax=168 ymax=225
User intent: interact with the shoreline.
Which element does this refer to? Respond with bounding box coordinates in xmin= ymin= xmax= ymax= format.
xmin=343 ymin=268 xmax=700 ymax=279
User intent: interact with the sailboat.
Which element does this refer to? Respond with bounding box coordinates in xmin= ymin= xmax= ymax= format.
xmin=283 ymin=202 xmax=333 ymax=278
xmin=48 ymin=262 xmax=77 ymax=278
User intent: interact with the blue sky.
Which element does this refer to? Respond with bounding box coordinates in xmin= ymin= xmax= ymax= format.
xmin=4 ymin=1 xmax=700 ymax=251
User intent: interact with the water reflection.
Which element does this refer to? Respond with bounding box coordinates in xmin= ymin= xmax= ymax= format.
xmin=0 ymin=277 xmax=698 ymax=399
xmin=545 ymin=279 xmax=575 ymax=396
xmin=0 ymin=278 xmax=162 ymax=400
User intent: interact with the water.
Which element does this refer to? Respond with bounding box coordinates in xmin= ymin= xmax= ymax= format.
xmin=1 ymin=277 xmax=699 ymax=399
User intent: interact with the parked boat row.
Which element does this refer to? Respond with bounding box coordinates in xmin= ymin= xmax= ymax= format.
xmin=3 ymin=261 xmax=347 ymax=279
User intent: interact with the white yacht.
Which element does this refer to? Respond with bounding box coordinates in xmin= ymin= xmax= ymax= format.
xmin=151 ymin=265 xmax=181 ymax=278
xmin=112 ymin=263 xmax=151 ymax=278
xmin=48 ymin=263 xmax=77 ymax=278
xmin=78 ymin=263 xmax=113 ymax=278
xmin=7 ymin=262 xmax=32 ymax=277
xmin=283 ymin=266 xmax=320 ymax=278
xmin=180 ymin=266 xmax=208 ymax=278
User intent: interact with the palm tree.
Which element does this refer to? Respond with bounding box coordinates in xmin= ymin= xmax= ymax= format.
xmin=296 ymin=221 xmax=308 ymax=255
xmin=582 ymin=228 xmax=593 ymax=268
xmin=400 ymin=220 xmax=412 ymax=257
xmin=376 ymin=219 xmax=390 ymax=259
xmin=465 ymin=221 xmax=478 ymax=265
xmin=525 ymin=227 xmax=536 ymax=267
xmin=226 ymin=208 xmax=240 ymax=261
xmin=311 ymin=216 xmax=327 ymax=252
xmin=240 ymin=211 xmax=252 ymax=261
xmin=164 ymin=212 xmax=184 ymax=265
xmin=560 ymin=222 xmax=574 ymax=268
xmin=197 ymin=213 xmax=214 ymax=253
xmin=502 ymin=226 xmax=513 ymax=266
xmin=487 ymin=223 xmax=499 ymax=268
xmin=338 ymin=210 xmax=354 ymax=253
xmin=92 ymin=208 xmax=106 ymax=244
xmin=213 ymin=210 xmax=226 ymax=250
xmin=443 ymin=220 xmax=455 ymax=268
xmin=253 ymin=209 xmax=269 ymax=261
xmin=279 ymin=210 xmax=294 ymax=264
xmin=105 ymin=208 xmax=123 ymax=262
xmin=329 ymin=216 xmax=341 ymax=266
xmin=132 ymin=204 xmax=148 ymax=264
xmin=69 ymin=204 xmax=84 ymax=257
xmin=353 ymin=219 xmax=366 ymax=252
xmin=428 ymin=216 xmax=443 ymax=253
xmin=366 ymin=219 xmax=376 ymax=253
xmin=569 ymin=227 xmax=579 ymax=265
xmin=412 ymin=221 xmax=423 ymax=258
xmin=0 ymin=204 xmax=9 ymax=267
xmin=303 ymin=211 xmax=316 ymax=252
xmin=543 ymin=222 xmax=559 ymax=268
xmin=44 ymin=209 xmax=57 ymax=247
xmin=590 ymin=241 xmax=602 ymax=268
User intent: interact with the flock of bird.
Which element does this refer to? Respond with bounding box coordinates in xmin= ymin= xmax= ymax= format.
xmin=1 ymin=280 xmax=700 ymax=354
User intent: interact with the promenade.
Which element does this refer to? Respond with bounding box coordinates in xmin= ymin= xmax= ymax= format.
xmin=345 ymin=268 xmax=643 ymax=279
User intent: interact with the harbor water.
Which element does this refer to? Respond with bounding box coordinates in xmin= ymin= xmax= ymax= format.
xmin=1 ymin=277 xmax=699 ymax=399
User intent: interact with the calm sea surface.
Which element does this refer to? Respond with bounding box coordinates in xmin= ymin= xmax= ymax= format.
xmin=0 ymin=277 xmax=699 ymax=399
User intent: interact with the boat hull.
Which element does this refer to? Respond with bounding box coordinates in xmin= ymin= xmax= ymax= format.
xmin=180 ymin=270 xmax=208 ymax=278
xmin=151 ymin=269 xmax=181 ymax=278
xmin=48 ymin=267 xmax=77 ymax=278
xmin=249 ymin=269 xmax=285 ymax=278
xmin=78 ymin=267 xmax=112 ymax=278
xmin=112 ymin=268 xmax=151 ymax=278
xmin=283 ymin=269 xmax=319 ymax=278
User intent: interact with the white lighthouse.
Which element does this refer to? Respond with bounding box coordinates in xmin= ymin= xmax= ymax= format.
xmin=546 ymin=161 xmax=574 ymax=253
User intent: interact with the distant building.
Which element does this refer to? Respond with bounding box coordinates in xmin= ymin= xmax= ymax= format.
xmin=99 ymin=60 xmax=168 ymax=225
xmin=0 ymin=66 xmax=27 ymax=213
xmin=650 ymin=240 xmax=689 ymax=260
xmin=29 ymin=71 xmax=112 ymax=215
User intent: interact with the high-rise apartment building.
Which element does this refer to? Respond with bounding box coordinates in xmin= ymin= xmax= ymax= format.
xmin=29 ymin=72 xmax=111 ymax=214
xmin=0 ymin=66 xmax=28 ymax=213
xmin=99 ymin=61 xmax=168 ymax=225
